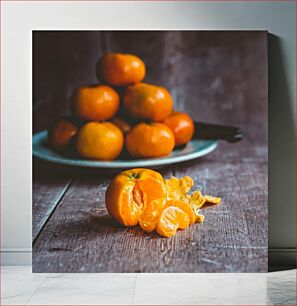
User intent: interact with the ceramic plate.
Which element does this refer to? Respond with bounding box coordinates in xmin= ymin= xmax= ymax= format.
xmin=33 ymin=130 xmax=218 ymax=169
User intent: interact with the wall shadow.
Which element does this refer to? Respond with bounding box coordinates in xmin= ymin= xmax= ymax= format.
xmin=268 ymin=33 xmax=296 ymax=269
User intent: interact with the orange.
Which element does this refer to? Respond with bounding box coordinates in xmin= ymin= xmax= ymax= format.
xmin=48 ymin=117 xmax=78 ymax=151
xmin=123 ymin=83 xmax=173 ymax=122
xmin=125 ymin=123 xmax=175 ymax=158
xmin=76 ymin=122 xmax=123 ymax=160
xmin=111 ymin=116 xmax=132 ymax=134
xmin=71 ymin=85 xmax=119 ymax=121
xmin=163 ymin=112 xmax=195 ymax=146
xmin=105 ymin=168 xmax=167 ymax=232
xmin=97 ymin=53 xmax=146 ymax=86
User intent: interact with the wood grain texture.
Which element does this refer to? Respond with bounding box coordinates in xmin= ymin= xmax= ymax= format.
xmin=32 ymin=178 xmax=72 ymax=242
xmin=33 ymin=140 xmax=268 ymax=272
xmin=33 ymin=31 xmax=268 ymax=272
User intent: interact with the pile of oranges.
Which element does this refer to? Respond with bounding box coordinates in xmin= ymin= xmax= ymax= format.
xmin=48 ymin=53 xmax=195 ymax=160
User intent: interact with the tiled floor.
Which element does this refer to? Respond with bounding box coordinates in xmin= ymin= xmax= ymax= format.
xmin=1 ymin=266 xmax=296 ymax=305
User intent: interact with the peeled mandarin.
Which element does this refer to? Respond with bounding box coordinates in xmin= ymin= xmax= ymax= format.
xmin=105 ymin=168 xmax=167 ymax=232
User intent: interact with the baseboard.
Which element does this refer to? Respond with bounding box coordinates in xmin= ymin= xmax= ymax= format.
xmin=268 ymin=248 xmax=296 ymax=269
xmin=1 ymin=248 xmax=295 ymax=268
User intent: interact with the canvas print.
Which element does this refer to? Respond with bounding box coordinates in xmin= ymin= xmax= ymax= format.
xmin=33 ymin=31 xmax=268 ymax=272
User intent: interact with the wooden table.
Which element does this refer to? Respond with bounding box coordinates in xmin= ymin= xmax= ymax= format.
xmin=33 ymin=31 xmax=268 ymax=272
xmin=33 ymin=135 xmax=268 ymax=272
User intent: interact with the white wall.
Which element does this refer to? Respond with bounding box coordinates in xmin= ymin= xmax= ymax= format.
xmin=1 ymin=1 xmax=296 ymax=265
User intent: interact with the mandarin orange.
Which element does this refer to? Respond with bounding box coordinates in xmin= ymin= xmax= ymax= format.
xmin=76 ymin=122 xmax=123 ymax=160
xmin=105 ymin=168 xmax=167 ymax=232
xmin=97 ymin=53 xmax=146 ymax=86
xmin=48 ymin=117 xmax=78 ymax=151
xmin=125 ymin=123 xmax=175 ymax=158
xmin=71 ymin=85 xmax=119 ymax=121
xmin=123 ymin=83 xmax=173 ymax=122
xmin=163 ymin=111 xmax=195 ymax=146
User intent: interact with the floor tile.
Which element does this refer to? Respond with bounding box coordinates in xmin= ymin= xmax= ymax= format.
xmin=133 ymin=273 xmax=267 ymax=305
xmin=26 ymin=273 xmax=136 ymax=305
xmin=1 ymin=266 xmax=47 ymax=305
xmin=265 ymin=270 xmax=296 ymax=305
xmin=2 ymin=266 xmax=295 ymax=305
xmin=44 ymin=272 xmax=136 ymax=279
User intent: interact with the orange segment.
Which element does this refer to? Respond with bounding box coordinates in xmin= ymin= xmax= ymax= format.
xmin=137 ymin=177 xmax=167 ymax=232
xmin=156 ymin=206 xmax=190 ymax=238
xmin=165 ymin=200 xmax=196 ymax=225
xmin=105 ymin=168 xmax=167 ymax=230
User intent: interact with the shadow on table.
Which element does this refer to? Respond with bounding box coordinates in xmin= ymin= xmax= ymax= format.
xmin=95 ymin=215 xmax=161 ymax=239
xmin=33 ymin=157 xmax=171 ymax=180
xmin=33 ymin=156 xmax=215 ymax=180
xmin=41 ymin=212 xmax=162 ymax=241
xmin=33 ymin=157 xmax=118 ymax=179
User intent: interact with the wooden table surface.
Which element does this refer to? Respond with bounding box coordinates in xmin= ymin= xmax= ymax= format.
xmin=33 ymin=31 xmax=268 ymax=272
xmin=33 ymin=137 xmax=268 ymax=273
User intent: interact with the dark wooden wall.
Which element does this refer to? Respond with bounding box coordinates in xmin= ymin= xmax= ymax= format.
xmin=33 ymin=31 xmax=267 ymax=146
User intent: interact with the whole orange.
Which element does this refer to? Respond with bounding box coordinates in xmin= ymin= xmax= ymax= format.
xmin=76 ymin=122 xmax=123 ymax=160
xmin=123 ymin=83 xmax=173 ymax=122
xmin=126 ymin=123 xmax=175 ymax=158
xmin=97 ymin=53 xmax=146 ymax=86
xmin=111 ymin=116 xmax=132 ymax=134
xmin=163 ymin=112 xmax=195 ymax=146
xmin=48 ymin=117 xmax=78 ymax=151
xmin=71 ymin=85 xmax=119 ymax=121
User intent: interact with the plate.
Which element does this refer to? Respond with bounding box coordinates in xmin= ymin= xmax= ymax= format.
xmin=33 ymin=130 xmax=218 ymax=169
